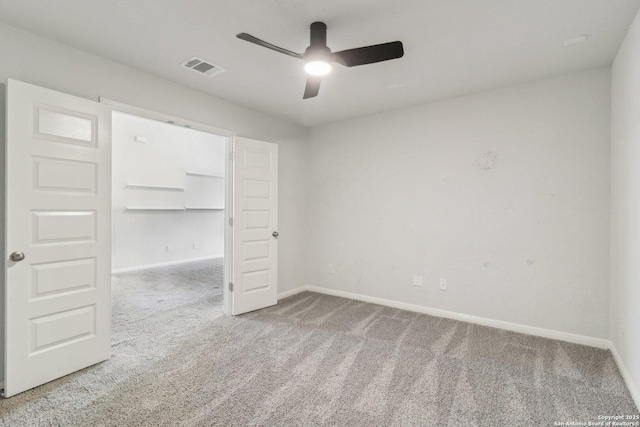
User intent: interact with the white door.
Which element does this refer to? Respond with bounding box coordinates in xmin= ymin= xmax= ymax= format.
xmin=232 ymin=137 xmax=278 ymax=315
xmin=4 ymin=79 xmax=112 ymax=397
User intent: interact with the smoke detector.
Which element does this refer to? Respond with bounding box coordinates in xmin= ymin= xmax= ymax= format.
xmin=180 ymin=56 xmax=226 ymax=77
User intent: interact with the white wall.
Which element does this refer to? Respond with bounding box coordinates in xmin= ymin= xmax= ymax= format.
xmin=112 ymin=111 xmax=226 ymax=271
xmin=307 ymin=68 xmax=611 ymax=339
xmin=0 ymin=22 xmax=309 ymax=383
xmin=611 ymin=7 xmax=640 ymax=407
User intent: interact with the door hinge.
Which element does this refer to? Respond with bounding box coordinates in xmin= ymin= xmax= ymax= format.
xmin=229 ymin=151 xmax=234 ymax=161
xmin=229 ymin=217 xmax=233 ymax=227
xmin=229 ymin=282 xmax=234 ymax=292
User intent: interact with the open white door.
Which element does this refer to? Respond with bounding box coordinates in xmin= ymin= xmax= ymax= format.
xmin=4 ymin=80 xmax=112 ymax=397
xmin=232 ymin=137 xmax=278 ymax=315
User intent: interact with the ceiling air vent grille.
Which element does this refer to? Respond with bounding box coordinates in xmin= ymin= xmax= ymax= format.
xmin=180 ymin=56 xmax=226 ymax=77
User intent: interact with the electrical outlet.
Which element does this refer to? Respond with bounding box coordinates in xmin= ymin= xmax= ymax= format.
xmin=621 ymin=317 xmax=625 ymax=336
xmin=193 ymin=242 xmax=199 ymax=249
xmin=328 ymin=264 xmax=334 ymax=274
xmin=413 ymin=275 xmax=424 ymax=287
xmin=439 ymin=278 xmax=447 ymax=291
xmin=166 ymin=245 xmax=172 ymax=252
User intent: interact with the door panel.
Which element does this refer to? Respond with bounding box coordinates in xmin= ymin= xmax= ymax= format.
xmin=232 ymin=137 xmax=278 ymax=315
xmin=4 ymin=79 xmax=111 ymax=397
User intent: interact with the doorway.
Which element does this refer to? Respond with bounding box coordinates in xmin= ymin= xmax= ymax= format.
xmin=102 ymin=99 xmax=234 ymax=317
xmin=3 ymin=80 xmax=278 ymax=397
xmin=109 ymin=109 xmax=229 ymax=357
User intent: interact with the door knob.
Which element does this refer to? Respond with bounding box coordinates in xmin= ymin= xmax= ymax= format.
xmin=10 ymin=251 xmax=25 ymax=262
xmin=272 ymin=231 xmax=279 ymax=239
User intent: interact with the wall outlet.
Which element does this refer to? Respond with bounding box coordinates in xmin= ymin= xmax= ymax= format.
xmin=193 ymin=242 xmax=199 ymax=249
xmin=439 ymin=278 xmax=447 ymax=291
xmin=620 ymin=317 xmax=625 ymax=336
xmin=413 ymin=275 xmax=424 ymax=287
xmin=166 ymin=245 xmax=172 ymax=252
xmin=328 ymin=264 xmax=335 ymax=274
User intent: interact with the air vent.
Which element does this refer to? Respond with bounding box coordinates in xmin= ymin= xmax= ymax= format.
xmin=180 ymin=56 xmax=226 ymax=77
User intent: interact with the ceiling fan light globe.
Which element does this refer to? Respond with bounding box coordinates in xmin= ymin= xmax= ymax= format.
xmin=304 ymin=61 xmax=332 ymax=76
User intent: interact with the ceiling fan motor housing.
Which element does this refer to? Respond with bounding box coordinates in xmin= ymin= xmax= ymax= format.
xmin=310 ymin=22 xmax=328 ymax=47
xmin=305 ymin=22 xmax=332 ymax=62
xmin=236 ymin=20 xmax=404 ymax=99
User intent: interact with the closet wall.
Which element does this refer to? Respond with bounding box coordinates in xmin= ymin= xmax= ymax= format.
xmin=112 ymin=111 xmax=226 ymax=271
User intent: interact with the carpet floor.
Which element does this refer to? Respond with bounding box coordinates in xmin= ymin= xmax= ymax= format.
xmin=0 ymin=259 xmax=637 ymax=426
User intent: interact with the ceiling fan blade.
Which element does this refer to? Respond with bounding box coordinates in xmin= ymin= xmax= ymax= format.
xmin=236 ymin=33 xmax=303 ymax=59
xmin=303 ymin=76 xmax=321 ymax=99
xmin=333 ymin=41 xmax=404 ymax=67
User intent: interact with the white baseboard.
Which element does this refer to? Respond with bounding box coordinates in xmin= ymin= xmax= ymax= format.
xmin=281 ymin=284 xmax=610 ymax=349
xmin=277 ymin=286 xmax=307 ymax=300
xmin=610 ymin=343 xmax=640 ymax=411
xmin=111 ymin=255 xmax=223 ymax=274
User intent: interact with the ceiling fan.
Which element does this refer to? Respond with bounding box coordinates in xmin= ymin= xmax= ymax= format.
xmin=236 ymin=22 xmax=404 ymax=99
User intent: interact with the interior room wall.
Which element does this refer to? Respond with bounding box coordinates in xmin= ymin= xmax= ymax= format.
xmin=0 ymin=22 xmax=309 ymax=383
xmin=611 ymin=6 xmax=640 ymax=408
xmin=112 ymin=111 xmax=226 ymax=271
xmin=306 ymin=68 xmax=611 ymax=340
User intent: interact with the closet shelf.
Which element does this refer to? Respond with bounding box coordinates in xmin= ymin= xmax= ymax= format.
xmin=185 ymin=171 xmax=224 ymax=178
xmin=125 ymin=206 xmax=224 ymax=211
xmin=125 ymin=207 xmax=185 ymax=211
xmin=184 ymin=207 xmax=225 ymax=211
xmin=125 ymin=183 xmax=185 ymax=191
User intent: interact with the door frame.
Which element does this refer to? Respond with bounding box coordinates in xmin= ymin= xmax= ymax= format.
xmin=99 ymin=98 xmax=235 ymax=315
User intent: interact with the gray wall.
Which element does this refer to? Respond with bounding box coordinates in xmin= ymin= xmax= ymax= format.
xmin=307 ymin=68 xmax=611 ymax=339
xmin=611 ymin=6 xmax=640 ymax=407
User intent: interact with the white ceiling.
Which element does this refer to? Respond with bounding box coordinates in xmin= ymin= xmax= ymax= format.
xmin=1 ymin=0 xmax=638 ymax=127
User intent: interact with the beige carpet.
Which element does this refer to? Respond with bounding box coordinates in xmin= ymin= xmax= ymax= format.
xmin=0 ymin=259 xmax=637 ymax=426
